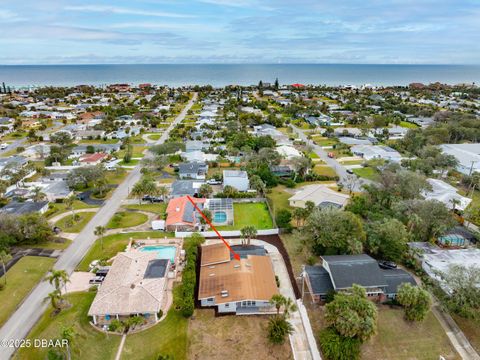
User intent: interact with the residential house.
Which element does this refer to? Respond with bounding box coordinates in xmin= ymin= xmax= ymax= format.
xmin=71 ymin=144 xmax=121 ymax=157
xmin=79 ymin=152 xmax=109 ymax=166
xmin=185 ymin=140 xmax=206 ymax=153
xmin=178 ymin=162 xmax=208 ymax=180
xmin=423 ymin=178 xmax=472 ymax=211
xmin=0 ymin=201 xmax=49 ymax=215
xmin=289 ymin=184 xmax=350 ymax=209
xmin=88 ymin=252 xmax=169 ymax=326
xmin=350 ymin=145 xmax=402 ymax=162
xmin=270 ymin=164 xmax=294 ymax=178
xmin=165 ymin=196 xmax=205 ymax=231
xmin=439 ymin=143 xmax=480 ymax=175
xmin=75 ymin=130 xmax=106 ymax=140
xmin=198 ymin=243 xmax=278 ymax=314
xmin=42 ymin=180 xmax=73 ymax=202
xmin=171 ymin=180 xmax=205 ymax=198
xmin=223 ymin=170 xmax=249 ymax=192
xmin=276 ymin=145 xmax=302 ymax=159
xmin=304 ymin=254 xmax=415 ymax=303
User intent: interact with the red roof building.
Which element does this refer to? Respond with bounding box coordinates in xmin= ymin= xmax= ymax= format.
xmin=79 ymin=152 xmax=108 ymax=165
xmin=165 ymin=196 xmax=206 ymax=232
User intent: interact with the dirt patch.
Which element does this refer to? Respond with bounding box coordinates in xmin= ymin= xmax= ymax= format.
xmin=188 ymin=309 xmax=293 ymax=360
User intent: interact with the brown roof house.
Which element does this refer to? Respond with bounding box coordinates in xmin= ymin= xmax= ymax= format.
xmin=198 ymin=243 xmax=279 ymax=314
xmin=88 ymin=252 xmax=169 ymax=326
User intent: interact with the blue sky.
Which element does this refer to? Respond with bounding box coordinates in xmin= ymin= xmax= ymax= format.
xmin=0 ymin=0 xmax=479 ymax=64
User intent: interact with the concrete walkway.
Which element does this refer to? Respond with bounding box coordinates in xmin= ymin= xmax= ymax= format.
xmin=206 ymin=238 xmax=321 ymax=360
xmin=115 ymin=334 xmax=127 ymax=360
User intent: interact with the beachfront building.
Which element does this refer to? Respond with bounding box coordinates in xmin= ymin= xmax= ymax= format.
xmin=198 ymin=243 xmax=278 ymax=314
xmin=88 ymin=252 xmax=169 ymax=326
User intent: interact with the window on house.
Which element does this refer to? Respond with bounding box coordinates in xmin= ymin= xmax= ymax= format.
xmin=225 ymin=303 xmax=230 ymax=308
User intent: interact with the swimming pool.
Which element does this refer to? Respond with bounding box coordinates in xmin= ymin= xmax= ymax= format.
xmin=213 ymin=211 xmax=227 ymax=223
xmin=139 ymin=245 xmax=176 ymax=262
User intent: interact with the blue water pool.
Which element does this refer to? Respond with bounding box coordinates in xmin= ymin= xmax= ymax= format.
xmin=213 ymin=211 xmax=227 ymax=223
xmin=139 ymin=245 xmax=176 ymax=262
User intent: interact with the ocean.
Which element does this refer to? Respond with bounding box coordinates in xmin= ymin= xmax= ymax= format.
xmin=0 ymin=64 xmax=479 ymax=88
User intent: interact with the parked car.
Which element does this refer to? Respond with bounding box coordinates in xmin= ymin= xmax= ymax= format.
xmin=378 ymin=260 xmax=397 ymax=269
xmin=142 ymin=195 xmax=164 ymax=203
xmin=89 ymin=276 xmax=105 ymax=285
xmin=206 ymin=179 xmax=222 ymax=185
xmin=0 ymin=143 xmax=8 ymax=150
xmin=95 ymin=268 xmax=109 ymax=277
xmin=328 ymin=152 xmax=335 ymax=158
xmin=346 ymin=169 xmax=354 ymax=174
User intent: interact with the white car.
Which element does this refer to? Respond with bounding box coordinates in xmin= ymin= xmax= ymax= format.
xmin=0 ymin=144 xmax=8 ymax=150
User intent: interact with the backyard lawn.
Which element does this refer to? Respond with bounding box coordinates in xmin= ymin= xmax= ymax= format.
xmin=77 ymin=231 xmax=175 ymax=271
xmin=362 ymin=306 xmax=459 ymax=359
xmin=54 ymin=212 xmax=96 ymax=233
xmin=107 ymin=211 xmax=148 ymax=229
xmin=121 ymin=308 xmax=188 ymax=360
xmin=217 ymin=203 xmax=273 ymax=230
xmin=266 ymin=185 xmax=294 ymax=214
xmin=352 ymin=167 xmax=379 ymax=180
xmin=15 ymin=292 xmax=121 ymax=360
xmin=311 ymin=136 xmax=337 ymax=147
xmin=0 ymin=256 xmax=56 ymax=328
xmin=188 ymin=309 xmax=292 ymax=360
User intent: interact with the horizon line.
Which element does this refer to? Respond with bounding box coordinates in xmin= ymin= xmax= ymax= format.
xmin=0 ymin=63 xmax=478 ymax=67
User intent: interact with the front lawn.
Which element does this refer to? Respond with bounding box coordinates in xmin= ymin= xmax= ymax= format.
xmin=124 ymin=203 xmax=166 ymax=216
xmin=45 ymin=201 xmax=97 ymax=219
xmin=352 ymin=167 xmax=379 ymax=180
xmin=399 ymin=121 xmax=419 ymax=129
xmin=107 ymin=211 xmax=148 ymax=229
xmin=266 ymin=185 xmax=293 ymax=214
xmin=312 ymin=136 xmax=337 ymax=147
xmin=362 ymin=306 xmax=459 ymax=359
xmin=76 ymin=231 xmax=175 ymax=271
xmin=313 ymin=165 xmax=337 ymax=177
xmin=15 ymin=292 xmax=121 ymax=360
xmin=121 ymin=308 xmax=188 ymax=360
xmin=54 ymin=212 xmax=96 ymax=233
xmin=119 ymin=159 xmax=140 ymax=166
xmin=147 ymin=134 xmax=162 ymax=141
xmin=217 ymin=202 xmax=273 ymax=230
xmin=188 ymin=309 xmax=292 ymax=360
xmin=0 ymin=256 xmax=56 ymax=327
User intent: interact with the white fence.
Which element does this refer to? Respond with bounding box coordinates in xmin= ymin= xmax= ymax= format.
xmin=175 ymin=228 xmax=279 ymax=238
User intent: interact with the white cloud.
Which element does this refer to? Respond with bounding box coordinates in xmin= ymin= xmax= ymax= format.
xmin=64 ymin=5 xmax=194 ymax=18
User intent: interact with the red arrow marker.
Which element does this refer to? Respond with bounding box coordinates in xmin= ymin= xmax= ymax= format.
xmin=187 ymin=195 xmax=241 ymax=261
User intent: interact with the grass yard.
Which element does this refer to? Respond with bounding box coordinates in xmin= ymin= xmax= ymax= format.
xmin=267 ymin=185 xmax=294 ymax=214
xmin=105 ymin=169 xmax=128 ymax=185
xmin=121 ymin=308 xmax=188 ymax=360
xmin=119 ymin=159 xmax=140 ymax=166
xmin=362 ymin=306 xmax=459 ymax=359
xmin=0 ymin=256 xmax=56 ymax=328
xmin=188 ymin=309 xmax=292 ymax=360
xmin=338 ymin=159 xmax=364 ymax=165
xmin=217 ymin=202 xmax=273 ymax=230
xmin=15 ymin=292 xmax=121 ymax=360
xmin=45 ymin=201 xmax=97 ymax=219
xmin=107 ymin=211 xmax=148 ymax=229
xmin=147 ymin=134 xmax=162 ymax=141
xmin=124 ymin=203 xmax=166 ymax=216
xmin=76 ymin=231 xmax=175 ymax=271
xmin=16 ymin=238 xmax=72 ymax=250
xmin=352 ymin=167 xmax=379 ymax=180
xmin=116 ymin=146 xmax=147 ymax=158
xmin=54 ymin=212 xmax=96 ymax=233
xmin=313 ymin=165 xmax=337 ymax=177
xmin=308 ymin=151 xmax=319 ymax=159
xmin=312 ymin=136 xmax=337 ymax=147
xmin=452 ymin=315 xmax=480 ymax=353
xmin=399 ymin=121 xmax=419 ymax=129
xmin=280 ymin=233 xmax=310 ymax=276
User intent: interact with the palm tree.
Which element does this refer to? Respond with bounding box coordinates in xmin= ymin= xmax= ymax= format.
xmin=450 ymin=198 xmax=461 ymax=212
xmin=48 ymin=289 xmax=63 ymax=310
xmin=0 ymin=250 xmax=12 ymax=285
xmin=94 ymin=226 xmax=106 ymax=250
xmin=198 ymin=184 xmax=213 ymax=198
xmin=282 ymin=297 xmax=298 ymax=318
xmin=31 ymin=186 xmax=47 ymax=202
xmin=240 ymin=226 xmax=257 ymax=246
xmin=292 ymin=208 xmax=306 ymax=227
xmin=270 ymin=294 xmax=285 ymax=315
xmin=157 ymin=185 xmax=169 ymax=202
xmin=47 ymin=269 xmax=70 ymax=294
xmin=64 ymin=195 xmax=76 ymax=223
xmin=131 ymin=180 xmax=145 ymax=204
xmin=267 ymin=316 xmax=294 ymax=344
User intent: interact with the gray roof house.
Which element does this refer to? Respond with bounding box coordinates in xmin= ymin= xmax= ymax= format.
xmin=171 ymin=180 xmax=205 ymax=198
xmin=304 ymin=254 xmax=415 ymax=303
xmin=0 ymin=201 xmax=49 ymax=215
xmin=178 ymin=162 xmax=208 ymax=180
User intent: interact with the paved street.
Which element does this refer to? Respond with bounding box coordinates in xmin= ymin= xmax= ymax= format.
xmin=0 ymin=93 xmax=197 ymax=360
xmin=291 ymin=124 xmax=372 ymax=192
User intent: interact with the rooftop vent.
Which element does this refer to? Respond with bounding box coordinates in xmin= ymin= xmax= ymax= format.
xmin=221 ymin=290 xmax=229 ymax=297
xmin=209 ymin=273 xmax=215 ymax=277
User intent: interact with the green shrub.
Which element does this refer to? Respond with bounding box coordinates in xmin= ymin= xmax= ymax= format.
xmin=319 ymin=328 xmax=361 ymax=360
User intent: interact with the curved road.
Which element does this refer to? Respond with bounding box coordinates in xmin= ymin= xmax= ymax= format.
xmin=0 ymin=93 xmax=197 ymax=360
